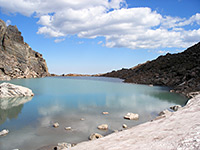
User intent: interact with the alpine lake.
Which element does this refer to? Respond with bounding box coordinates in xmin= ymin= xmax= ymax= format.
xmin=0 ymin=77 xmax=188 ymax=150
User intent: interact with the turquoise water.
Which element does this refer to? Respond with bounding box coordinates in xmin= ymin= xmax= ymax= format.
xmin=0 ymin=77 xmax=187 ymax=150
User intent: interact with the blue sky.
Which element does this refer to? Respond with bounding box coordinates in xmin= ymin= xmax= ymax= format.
xmin=0 ymin=0 xmax=200 ymax=74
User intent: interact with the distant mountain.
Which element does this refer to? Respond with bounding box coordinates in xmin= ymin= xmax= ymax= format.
xmin=102 ymin=42 xmax=200 ymax=96
xmin=0 ymin=19 xmax=49 ymax=80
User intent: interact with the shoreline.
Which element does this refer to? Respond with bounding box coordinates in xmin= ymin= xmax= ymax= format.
xmin=69 ymin=92 xmax=200 ymax=150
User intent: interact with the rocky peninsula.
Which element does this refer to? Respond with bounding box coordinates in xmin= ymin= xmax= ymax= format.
xmin=0 ymin=19 xmax=49 ymax=81
xmin=102 ymin=42 xmax=200 ymax=97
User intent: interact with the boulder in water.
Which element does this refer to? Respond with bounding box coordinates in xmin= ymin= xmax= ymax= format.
xmin=0 ymin=82 xmax=34 ymax=98
xmin=89 ymin=133 xmax=103 ymax=140
xmin=0 ymin=129 xmax=9 ymax=136
xmin=124 ymin=113 xmax=139 ymax=120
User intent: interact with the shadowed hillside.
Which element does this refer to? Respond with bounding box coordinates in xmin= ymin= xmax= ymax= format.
xmin=102 ymin=42 xmax=200 ymax=96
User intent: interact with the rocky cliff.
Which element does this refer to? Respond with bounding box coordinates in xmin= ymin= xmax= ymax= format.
xmin=0 ymin=19 xmax=49 ymax=80
xmin=102 ymin=42 xmax=200 ymax=96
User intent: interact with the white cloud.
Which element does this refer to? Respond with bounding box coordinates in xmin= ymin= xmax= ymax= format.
xmin=157 ymin=50 xmax=169 ymax=54
xmin=98 ymin=41 xmax=103 ymax=45
xmin=54 ymin=38 xmax=65 ymax=43
xmin=0 ymin=0 xmax=199 ymax=49
xmin=78 ymin=41 xmax=84 ymax=44
xmin=5 ymin=19 xmax=11 ymax=26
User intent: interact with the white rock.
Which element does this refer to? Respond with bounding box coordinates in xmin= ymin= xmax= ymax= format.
xmin=102 ymin=112 xmax=109 ymax=115
xmin=122 ymin=124 xmax=128 ymax=128
xmin=56 ymin=142 xmax=71 ymax=150
xmin=170 ymin=105 xmax=182 ymax=111
xmin=0 ymin=83 xmax=34 ymax=98
xmin=80 ymin=118 xmax=85 ymax=121
xmin=124 ymin=113 xmax=139 ymax=120
xmin=53 ymin=122 xmax=59 ymax=128
xmin=0 ymin=129 xmax=9 ymax=136
xmin=65 ymin=127 xmax=72 ymax=130
xmin=98 ymin=124 xmax=108 ymax=130
xmin=89 ymin=133 xmax=103 ymax=140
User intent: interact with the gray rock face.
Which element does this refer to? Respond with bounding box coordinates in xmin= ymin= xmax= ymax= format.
xmin=0 ymin=82 xmax=34 ymax=98
xmin=0 ymin=19 xmax=49 ymax=80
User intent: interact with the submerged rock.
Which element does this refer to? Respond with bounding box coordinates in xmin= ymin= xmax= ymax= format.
xmin=53 ymin=122 xmax=59 ymax=128
xmin=170 ymin=105 xmax=182 ymax=111
xmin=102 ymin=112 xmax=109 ymax=115
xmin=0 ymin=83 xmax=34 ymax=98
xmin=89 ymin=133 xmax=103 ymax=140
xmin=0 ymin=129 xmax=9 ymax=136
xmin=65 ymin=127 xmax=72 ymax=130
xmin=98 ymin=124 xmax=108 ymax=130
xmin=122 ymin=124 xmax=128 ymax=128
xmin=124 ymin=113 xmax=139 ymax=120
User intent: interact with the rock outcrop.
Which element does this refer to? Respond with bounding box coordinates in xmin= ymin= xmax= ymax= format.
xmin=0 ymin=19 xmax=49 ymax=80
xmin=102 ymin=42 xmax=200 ymax=96
xmin=0 ymin=82 xmax=34 ymax=98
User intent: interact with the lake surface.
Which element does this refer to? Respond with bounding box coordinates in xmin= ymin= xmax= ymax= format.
xmin=0 ymin=77 xmax=187 ymax=150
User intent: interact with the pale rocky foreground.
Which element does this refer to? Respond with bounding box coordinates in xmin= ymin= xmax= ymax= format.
xmin=70 ymin=94 xmax=200 ymax=150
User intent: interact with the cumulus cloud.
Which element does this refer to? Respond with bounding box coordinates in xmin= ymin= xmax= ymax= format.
xmin=0 ymin=0 xmax=199 ymax=49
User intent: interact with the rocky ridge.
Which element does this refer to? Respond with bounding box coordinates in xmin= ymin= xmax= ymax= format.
xmin=102 ymin=42 xmax=200 ymax=96
xmin=0 ymin=19 xmax=49 ymax=80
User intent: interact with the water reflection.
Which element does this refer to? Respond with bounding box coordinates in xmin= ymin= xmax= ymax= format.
xmin=0 ymin=97 xmax=32 ymax=125
xmin=148 ymin=92 xmax=187 ymax=105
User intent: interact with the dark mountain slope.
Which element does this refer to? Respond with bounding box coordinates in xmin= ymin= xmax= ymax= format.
xmin=102 ymin=42 xmax=200 ymax=95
